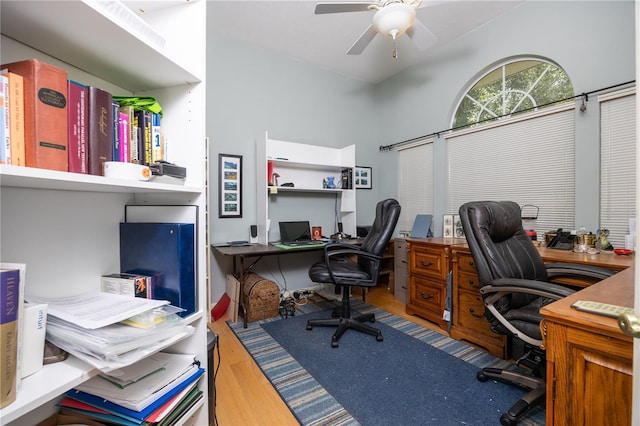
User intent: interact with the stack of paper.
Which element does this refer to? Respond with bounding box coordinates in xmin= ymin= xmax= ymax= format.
xmin=60 ymin=352 xmax=204 ymax=425
xmin=26 ymin=292 xmax=194 ymax=373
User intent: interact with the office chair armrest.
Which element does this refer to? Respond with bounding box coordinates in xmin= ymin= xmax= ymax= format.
xmin=325 ymin=249 xmax=381 ymax=263
xmin=544 ymin=262 xmax=615 ymax=281
xmin=324 ymin=242 xmax=361 ymax=252
xmin=481 ymin=279 xmax=574 ymax=347
xmin=482 ymin=278 xmax=575 ymax=299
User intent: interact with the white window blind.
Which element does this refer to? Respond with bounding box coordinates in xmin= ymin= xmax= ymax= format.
xmin=600 ymin=88 xmax=636 ymax=248
xmin=446 ymin=105 xmax=575 ymax=238
xmin=397 ymin=140 xmax=434 ymax=234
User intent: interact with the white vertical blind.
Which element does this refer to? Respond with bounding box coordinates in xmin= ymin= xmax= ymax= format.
xmin=446 ymin=105 xmax=575 ymax=238
xmin=600 ymin=89 xmax=636 ymax=248
xmin=397 ymin=140 xmax=434 ymax=234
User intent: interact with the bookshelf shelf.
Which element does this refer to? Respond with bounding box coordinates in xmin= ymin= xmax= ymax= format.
xmin=256 ymin=131 xmax=356 ymax=244
xmin=0 ymin=1 xmax=209 ymax=424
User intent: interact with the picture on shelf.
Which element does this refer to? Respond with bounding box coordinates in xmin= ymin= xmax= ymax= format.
xmin=453 ymin=214 xmax=465 ymax=238
xmin=354 ymin=166 xmax=372 ymax=189
xmin=219 ymin=154 xmax=243 ymax=218
xmin=443 ymin=214 xmax=454 ymax=237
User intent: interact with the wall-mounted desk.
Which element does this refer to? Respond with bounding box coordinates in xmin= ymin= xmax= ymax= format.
xmin=540 ymin=266 xmax=634 ymax=426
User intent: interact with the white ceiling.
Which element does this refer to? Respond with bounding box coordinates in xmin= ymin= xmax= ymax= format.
xmin=206 ymin=0 xmax=525 ymax=84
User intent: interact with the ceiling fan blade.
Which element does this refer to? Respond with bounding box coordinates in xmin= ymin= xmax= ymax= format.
xmin=406 ymin=19 xmax=438 ymax=50
xmin=315 ymin=2 xmax=374 ymax=14
xmin=347 ymin=24 xmax=378 ymax=55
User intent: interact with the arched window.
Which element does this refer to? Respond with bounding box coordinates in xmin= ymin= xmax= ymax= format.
xmin=452 ymin=59 xmax=573 ymax=128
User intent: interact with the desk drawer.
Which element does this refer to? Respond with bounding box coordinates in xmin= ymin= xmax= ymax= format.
xmin=456 ymin=292 xmax=495 ymax=336
xmin=458 ymin=271 xmax=481 ymax=292
xmin=457 ymin=253 xmax=477 ymax=274
xmin=409 ymin=275 xmax=445 ymax=316
xmin=410 ymin=246 xmax=447 ymax=280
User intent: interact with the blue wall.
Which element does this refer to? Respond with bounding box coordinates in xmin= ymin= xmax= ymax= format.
xmin=206 ymin=1 xmax=636 ymax=300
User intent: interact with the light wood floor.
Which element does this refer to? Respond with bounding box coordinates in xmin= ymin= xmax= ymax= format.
xmin=208 ymin=284 xmax=447 ymax=426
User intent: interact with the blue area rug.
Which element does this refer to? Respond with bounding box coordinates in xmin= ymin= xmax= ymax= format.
xmin=228 ymin=299 xmax=545 ymax=426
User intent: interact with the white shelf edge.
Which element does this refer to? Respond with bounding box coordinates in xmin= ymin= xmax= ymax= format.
xmin=267 ymin=186 xmax=350 ymax=194
xmin=1 ymin=356 xmax=98 ymax=424
xmin=268 ymin=159 xmax=353 ymax=170
xmin=0 ymin=165 xmax=202 ymax=194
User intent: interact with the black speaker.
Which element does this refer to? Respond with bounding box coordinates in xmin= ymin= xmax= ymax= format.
xmin=250 ymin=225 xmax=257 ymax=238
xmin=337 ymin=222 xmax=343 ymax=233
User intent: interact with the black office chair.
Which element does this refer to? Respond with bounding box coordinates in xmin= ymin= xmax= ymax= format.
xmin=459 ymin=201 xmax=614 ymax=426
xmin=306 ymin=198 xmax=401 ymax=348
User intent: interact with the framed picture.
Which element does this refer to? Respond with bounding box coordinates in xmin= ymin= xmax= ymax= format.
xmin=453 ymin=214 xmax=465 ymax=238
xmin=219 ymin=154 xmax=242 ymax=218
xmin=443 ymin=214 xmax=454 ymax=238
xmin=354 ymin=166 xmax=372 ymax=189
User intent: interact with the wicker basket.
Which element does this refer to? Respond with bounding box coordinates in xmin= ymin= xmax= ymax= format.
xmin=242 ymin=273 xmax=280 ymax=322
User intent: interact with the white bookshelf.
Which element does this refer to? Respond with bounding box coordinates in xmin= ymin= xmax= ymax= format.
xmin=0 ymin=1 xmax=208 ymax=424
xmin=256 ymin=131 xmax=356 ymax=244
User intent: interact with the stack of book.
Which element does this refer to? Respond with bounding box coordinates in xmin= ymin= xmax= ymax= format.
xmin=0 ymin=58 xmax=170 ymax=175
xmin=59 ymin=352 xmax=204 ymax=426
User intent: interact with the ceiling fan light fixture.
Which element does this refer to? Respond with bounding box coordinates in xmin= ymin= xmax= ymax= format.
xmin=372 ymin=3 xmax=416 ymax=39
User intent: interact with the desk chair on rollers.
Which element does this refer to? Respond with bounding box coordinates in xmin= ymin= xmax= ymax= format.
xmin=306 ymin=198 xmax=401 ymax=348
xmin=459 ymin=200 xmax=614 ymax=426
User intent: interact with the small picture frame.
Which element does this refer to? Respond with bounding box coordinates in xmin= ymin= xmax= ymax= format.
xmin=453 ymin=214 xmax=465 ymax=238
xmin=354 ymin=166 xmax=372 ymax=189
xmin=219 ymin=154 xmax=243 ymax=218
xmin=443 ymin=214 xmax=454 ymax=238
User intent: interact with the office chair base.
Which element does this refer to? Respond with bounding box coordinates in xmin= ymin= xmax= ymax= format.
xmin=306 ymin=313 xmax=383 ymax=348
xmin=477 ymin=367 xmax=545 ymax=426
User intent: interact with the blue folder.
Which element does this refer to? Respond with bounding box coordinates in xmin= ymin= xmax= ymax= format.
xmin=65 ymin=367 xmax=205 ymax=422
xmin=120 ymin=222 xmax=196 ymax=316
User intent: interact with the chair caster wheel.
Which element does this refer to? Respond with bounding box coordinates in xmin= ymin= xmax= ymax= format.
xmin=500 ymin=413 xmax=517 ymax=426
xmin=306 ymin=324 xmax=313 ymax=331
xmin=376 ymin=334 xmax=383 ymax=342
xmin=369 ymin=318 xmax=376 ymax=323
xmin=476 ymin=371 xmax=488 ymax=382
xmin=331 ymin=339 xmax=339 ymax=348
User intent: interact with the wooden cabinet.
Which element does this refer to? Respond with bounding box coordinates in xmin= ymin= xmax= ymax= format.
xmin=0 ymin=1 xmax=208 ymax=424
xmin=378 ymin=240 xmax=395 ymax=290
xmin=405 ymin=238 xmax=462 ymax=330
xmin=451 ymin=249 xmax=508 ymax=358
xmin=393 ymin=238 xmax=408 ymax=302
xmin=541 ymin=267 xmax=634 ymax=426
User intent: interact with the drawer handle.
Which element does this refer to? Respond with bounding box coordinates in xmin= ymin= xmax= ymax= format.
xmin=402 ymin=260 xmax=408 ymax=264
xmin=419 ymin=291 xmax=434 ymax=300
xmin=401 ymin=285 xmax=407 ymax=290
xmin=467 ymin=279 xmax=478 ymax=288
xmin=420 ymin=260 xmax=434 ymax=267
xmin=469 ymin=307 xmax=484 ymax=319
xmin=467 ymin=260 xmax=475 ymax=267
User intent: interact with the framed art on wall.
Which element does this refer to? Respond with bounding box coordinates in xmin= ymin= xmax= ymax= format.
xmin=219 ymin=154 xmax=242 ymax=218
xmin=354 ymin=166 xmax=372 ymax=189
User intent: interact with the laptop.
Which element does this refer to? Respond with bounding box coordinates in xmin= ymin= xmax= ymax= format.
xmin=278 ymin=221 xmax=325 ymax=246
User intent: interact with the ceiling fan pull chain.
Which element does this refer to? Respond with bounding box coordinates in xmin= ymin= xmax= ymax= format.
xmin=392 ymin=30 xmax=399 ymax=59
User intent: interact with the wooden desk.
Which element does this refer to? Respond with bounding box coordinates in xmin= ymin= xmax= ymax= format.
xmin=450 ymin=245 xmax=633 ymax=358
xmin=212 ymin=239 xmax=363 ymax=327
xmin=540 ymin=267 xmax=634 ymax=426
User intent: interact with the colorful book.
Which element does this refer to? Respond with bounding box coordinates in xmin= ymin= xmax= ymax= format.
xmin=1 ymin=263 xmax=25 ymax=391
xmin=151 ymin=112 xmax=162 ymax=163
xmin=120 ymin=105 xmax=137 ymax=163
xmin=119 ymin=111 xmax=130 ymax=163
xmin=120 ymin=223 xmax=196 ymax=316
xmin=87 ymin=86 xmax=113 ymax=175
xmin=67 ymin=80 xmax=88 ymax=174
xmin=1 ymin=59 xmax=68 ymax=171
xmin=0 ymin=75 xmax=8 ymax=164
xmin=0 ymin=268 xmax=20 ymax=408
xmin=134 ymin=110 xmax=152 ymax=165
xmin=111 ymin=100 xmax=120 ymax=163
xmin=0 ymin=71 xmax=25 ymax=166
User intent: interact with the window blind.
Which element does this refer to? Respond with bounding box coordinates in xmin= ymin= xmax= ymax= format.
xmin=599 ymin=89 xmax=636 ymax=248
xmin=446 ymin=104 xmax=575 ymax=238
xmin=397 ymin=140 xmax=434 ymax=234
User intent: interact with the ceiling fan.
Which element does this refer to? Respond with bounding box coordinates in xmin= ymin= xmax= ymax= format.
xmin=315 ymin=0 xmax=439 ymax=58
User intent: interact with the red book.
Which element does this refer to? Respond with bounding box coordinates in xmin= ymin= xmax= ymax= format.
xmin=87 ymin=86 xmax=113 ymax=175
xmin=67 ymin=80 xmax=88 ymax=174
xmin=1 ymin=59 xmax=68 ymax=171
